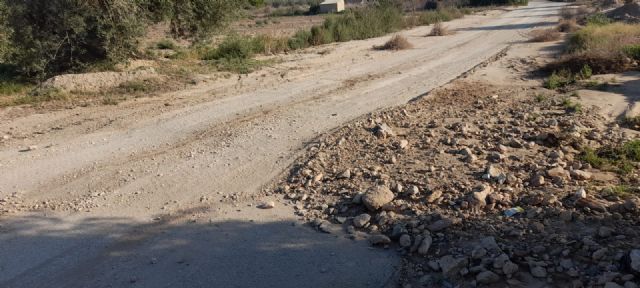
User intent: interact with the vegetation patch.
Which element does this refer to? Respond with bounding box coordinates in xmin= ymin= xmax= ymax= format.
xmin=529 ymin=28 xmax=562 ymax=42
xmin=428 ymin=22 xmax=453 ymax=36
xmin=375 ymin=35 xmax=413 ymax=51
xmin=546 ymin=23 xmax=640 ymax=74
xmin=580 ymin=140 xmax=640 ymax=175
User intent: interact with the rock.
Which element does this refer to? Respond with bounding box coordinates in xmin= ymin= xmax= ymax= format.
xmin=427 ymin=218 xmax=458 ymax=232
xmin=362 ymin=186 xmax=395 ymax=211
xmin=439 ymin=255 xmax=469 ymax=277
xmin=493 ymin=254 xmax=509 ymax=269
xmin=460 ymin=148 xmax=477 ymax=163
xmin=472 ymin=185 xmax=492 ymax=206
xmin=503 ymin=261 xmax=519 ymax=275
xmin=485 ymin=165 xmax=502 ymax=179
xmin=560 ymin=210 xmax=573 ymax=222
xmin=471 ymin=247 xmax=487 ymax=259
xmin=547 ymin=167 xmax=570 ymax=179
xmin=476 ymin=271 xmax=500 ymax=284
xmin=630 ymin=249 xmax=640 ymax=273
xmin=353 ymin=213 xmax=371 ymax=228
xmin=530 ymin=174 xmax=545 ymax=187
xmin=258 ymin=201 xmax=275 ymax=209
xmin=399 ymin=140 xmax=409 ymax=149
xmin=605 ymin=282 xmax=624 ymax=288
xmin=318 ymin=221 xmax=340 ymax=234
xmin=598 ymin=226 xmax=614 ymax=238
xmin=352 ymin=193 xmax=364 ymax=204
xmin=374 ymin=123 xmax=395 ymax=138
xmin=399 ymin=234 xmax=412 ymax=248
xmin=571 ymin=170 xmax=593 ymax=180
xmin=418 ymin=235 xmax=432 ymax=255
xmin=531 ymin=266 xmax=547 ymax=278
xmin=487 ymin=152 xmax=503 ymax=163
xmin=575 ymin=187 xmax=587 ymax=199
xmin=624 ymin=197 xmax=639 ymax=212
xmin=592 ymin=248 xmax=608 ymax=260
xmin=576 ymin=197 xmax=608 ymax=212
xmin=337 ymin=169 xmax=351 ymax=179
xmin=369 ymin=234 xmax=391 ymax=245
xmin=426 ymin=190 xmax=442 ymax=203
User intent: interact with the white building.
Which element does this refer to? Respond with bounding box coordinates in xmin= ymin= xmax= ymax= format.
xmin=319 ymin=0 xmax=345 ymax=13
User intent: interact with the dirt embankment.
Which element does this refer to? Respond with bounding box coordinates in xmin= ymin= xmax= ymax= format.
xmin=271 ymin=42 xmax=640 ymax=287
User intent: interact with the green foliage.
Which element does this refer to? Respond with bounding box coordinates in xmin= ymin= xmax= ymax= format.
xmin=544 ymin=70 xmax=574 ymax=89
xmin=288 ymin=30 xmax=312 ymax=50
xmin=578 ymin=64 xmax=592 ymax=80
xmin=623 ymin=44 xmax=640 ymax=61
xmin=2 ymin=0 xmax=242 ymax=80
xmin=203 ymin=36 xmax=265 ymax=60
xmin=156 ymin=39 xmax=178 ymax=50
xmin=580 ymin=140 xmax=640 ymax=175
xmin=585 ymin=13 xmax=611 ymax=26
xmin=561 ymin=98 xmax=582 ymax=113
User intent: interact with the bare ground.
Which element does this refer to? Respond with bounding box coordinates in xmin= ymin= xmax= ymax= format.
xmin=0 ymin=2 xmax=576 ymax=287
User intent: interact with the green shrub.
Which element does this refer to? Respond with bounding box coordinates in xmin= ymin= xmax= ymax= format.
xmin=561 ymin=98 xmax=582 ymax=113
xmin=578 ymin=64 xmax=592 ymax=79
xmin=623 ymin=44 xmax=640 ymax=60
xmin=581 ymin=140 xmax=640 ymax=174
xmin=204 ymin=36 xmax=264 ymax=60
xmin=288 ymin=30 xmax=312 ymax=50
xmin=545 ymin=70 xmax=574 ymax=89
xmin=156 ymin=39 xmax=178 ymax=50
xmin=585 ymin=13 xmax=611 ymax=26
xmin=3 ymin=0 xmax=242 ymax=79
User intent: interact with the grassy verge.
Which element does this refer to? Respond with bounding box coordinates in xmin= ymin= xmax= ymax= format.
xmin=546 ymin=23 xmax=640 ymax=74
xmin=581 ymin=140 xmax=640 ymax=175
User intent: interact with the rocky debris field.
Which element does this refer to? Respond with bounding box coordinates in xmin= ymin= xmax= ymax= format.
xmin=272 ymin=81 xmax=640 ymax=287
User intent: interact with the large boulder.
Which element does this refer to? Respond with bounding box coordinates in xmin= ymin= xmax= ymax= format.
xmin=362 ymin=186 xmax=395 ymax=211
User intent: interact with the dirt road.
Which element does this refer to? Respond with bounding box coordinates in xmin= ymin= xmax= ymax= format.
xmin=0 ymin=2 xmax=564 ymax=287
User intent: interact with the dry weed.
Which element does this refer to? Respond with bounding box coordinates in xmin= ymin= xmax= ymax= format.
xmin=375 ymin=35 xmax=413 ymax=51
xmin=529 ymin=28 xmax=562 ymax=42
xmin=427 ymin=22 xmax=453 ymax=36
xmin=558 ymin=19 xmax=579 ymax=33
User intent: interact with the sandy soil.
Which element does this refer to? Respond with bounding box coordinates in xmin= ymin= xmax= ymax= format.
xmin=0 ymin=2 xmax=569 ymax=287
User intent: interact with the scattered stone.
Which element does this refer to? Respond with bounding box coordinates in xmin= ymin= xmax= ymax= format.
xmin=439 ymin=255 xmax=468 ymax=277
xmin=571 ymin=170 xmax=593 ymax=180
xmin=531 ymin=266 xmax=547 ymax=278
xmin=399 ymin=234 xmax=412 ymax=248
xmin=630 ymin=249 xmax=640 ymax=273
xmin=426 ymin=190 xmax=442 ymax=203
xmin=353 ymin=213 xmax=371 ymax=228
xmin=476 ymin=271 xmax=500 ymax=284
xmin=503 ymin=261 xmax=519 ymax=275
xmin=374 ymin=123 xmax=395 ymax=138
xmin=369 ymin=234 xmax=391 ymax=245
xmin=399 ymin=140 xmax=409 ymax=149
xmin=258 ymin=201 xmax=275 ymax=209
xmin=362 ymin=186 xmax=395 ymax=211
xmin=417 ymin=235 xmax=432 ymax=255
xmin=427 ymin=218 xmax=457 ymax=232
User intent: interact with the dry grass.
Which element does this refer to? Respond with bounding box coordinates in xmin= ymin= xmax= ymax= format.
xmin=375 ymin=35 xmax=413 ymax=51
xmin=558 ymin=19 xmax=579 ymax=33
xmin=427 ymin=22 xmax=453 ymax=37
xmin=546 ymin=23 xmax=640 ymax=74
xmin=529 ymin=28 xmax=562 ymax=42
xmin=560 ymin=6 xmax=590 ymax=21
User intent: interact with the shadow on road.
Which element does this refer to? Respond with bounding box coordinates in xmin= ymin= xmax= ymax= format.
xmin=0 ymin=208 xmax=398 ymax=288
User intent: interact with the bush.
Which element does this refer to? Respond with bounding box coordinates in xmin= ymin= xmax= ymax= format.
xmin=529 ymin=29 xmax=561 ymax=42
xmin=156 ymin=39 xmax=178 ymax=50
xmin=469 ymin=0 xmax=528 ymax=6
xmin=428 ymin=22 xmax=453 ymax=36
xmin=547 ymin=23 xmax=640 ymax=74
xmin=581 ymin=140 xmax=640 ymax=174
xmin=204 ymin=36 xmax=264 ymax=60
xmin=623 ymin=44 xmax=640 ymax=60
xmin=288 ymin=30 xmax=312 ymax=50
xmin=585 ymin=13 xmax=611 ymax=26
xmin=3 ymin=0 xmax=242 ymax=80
xmin=578 ymin=64 xmax=592 ymax=79
xmin=558 ymin=19 xmax=579 ymax=33
xmin=545 ymin=70 xmax=574 ymax=89
xmin=375 ymin=35 xmax=413 ymax=50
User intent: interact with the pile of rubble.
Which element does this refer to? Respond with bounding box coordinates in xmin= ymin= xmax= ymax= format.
xmin=273 ymin=81 xmax=640 ymax=287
